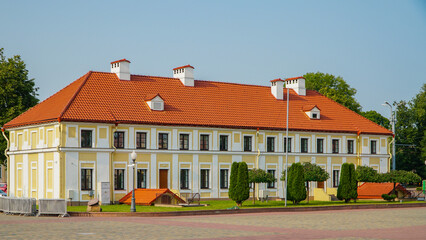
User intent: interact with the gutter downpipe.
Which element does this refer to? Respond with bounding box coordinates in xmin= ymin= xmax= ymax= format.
xmin=1 ymin=127 xmax=10 ymax=196
xmin=388 ymin=136 xmax=394 ymax=173
xmin=356 ymin=130 xmax=361 ymax=167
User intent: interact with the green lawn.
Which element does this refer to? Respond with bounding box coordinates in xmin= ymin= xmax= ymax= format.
xmin=67 ymin=199 xmax=421 ymax=213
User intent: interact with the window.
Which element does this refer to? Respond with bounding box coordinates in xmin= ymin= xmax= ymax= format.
xmin=301 ymin=138 xmax=308 ymax=153
xmin=158 ymin=133 xmax=168 ymax=149
xmin=267 ymin=169 xmax=276 ymax=188
xmin=219 ymin=135 xmax=228 ymax=151
xmin=114 ymin=169 xmax=125 ymax=190
xmin=220 ymin=169 xmax=229 ymax=189
xmin=200 ymin=169 xmax=210 ymax=189
xmin=347 ymin=140 xmax=354 ymax=154
xmin=332 ymin=139 xmax=339 ymax=154
xmin=137 ymin=169 xmax=147 ymax=188
xmin=371 ymin=140 xmax=377 ymax=154
xmin=312 ymin=113 xmax=318 ymax=119
xmin=200 ymin=134 xmax=209 ymax=151
xmin=180 ymin=134 xmax=189 ymax=150
xmin=136 ymin=132 xmax=147 ymax=149
xmin=317 ymin=139 xmax=324 ymax=153
xmin=81 ymin=169 xmax=93 ymax=190
xmin=81 ymin=130 xmax=92 ymax=148
xmin=114 ymin=131 xmax=125 ymax=149
xmin=180 ymin=169 xmax=189 ymax=189
xmin=267 ymin=137 xmax=275 ymax=152
xmin=333 ymin=169 xmax=340 ymax=187
xmin=244 ymin=136 xmax=252 ymax=152
xmin=284 ymin=137 xmax=292 ymax=152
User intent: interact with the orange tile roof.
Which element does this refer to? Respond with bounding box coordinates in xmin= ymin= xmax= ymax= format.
xmin=173 ymin=65 xmax=194 ymax=70
xmin=119 ymin=189 xmax=185 ymax=205
xmin=302 ymin=105 xmax=320 ymax=111
xmin=286 ymin=76 xmax=304 ymax=81
xmin=110 ymin=59 xmax=130 ymax=64
xmin=2 ymin=71 xmax=393 ymax=136
xmin=270 ymin=78 xmax=284 ymax=82
xmin=145 ymin=93 xmax=163 ymax=101
xmin=357 ymin=183 xmax=407 ymax=199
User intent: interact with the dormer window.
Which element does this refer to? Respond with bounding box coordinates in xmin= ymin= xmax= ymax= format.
xmin=145 ymin=94 xmax=164 ymax=111
xmin=303 ymin=105 xmax=321 ymax=119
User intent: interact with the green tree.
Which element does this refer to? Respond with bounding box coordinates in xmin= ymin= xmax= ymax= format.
xmin=356 ymin=165 xmax=380 ymax=183
xmin=395 ymin=84 xmax=426 ymax=179
xmin=287 ymin=163 xmax=306 ymax=204
xmin=235 ymin=162 xmax=250 ymax=206
xmin=303 ymin=72 xmax=362 ymax=113
xmin=349 ymin=164 xmax=358 ymax=201
xmin=337 ymin=163 xmax=357 ymax=203
xmin=248 ymin=168 xmax=275 ymax=204
xmin=360 ymin=110 xmax=391 ymax=129
xmin=303 ymin=162 xmax=329 ymax=203
xmin=228 ymin=162 xmax=239 ymax=201
xmin=0 ymin=48 xmax=39 ymax=166
xmin=381 ymin=170 xmax=422 ymax=195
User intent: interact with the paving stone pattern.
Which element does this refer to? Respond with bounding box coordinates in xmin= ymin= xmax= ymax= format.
xmin=1 ymin=207 xmax=425 ymax=239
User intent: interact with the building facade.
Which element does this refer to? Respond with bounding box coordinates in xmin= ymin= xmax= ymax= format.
xmin=2 ymin=59 xmax=393 ymax=203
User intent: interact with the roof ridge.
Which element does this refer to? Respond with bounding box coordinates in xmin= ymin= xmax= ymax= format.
xmin=59 ymin=71 xmax=92 ymax=120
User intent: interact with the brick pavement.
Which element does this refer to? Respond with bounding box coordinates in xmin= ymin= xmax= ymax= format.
xmin=1 ymin=207 xmax=425 ymax=239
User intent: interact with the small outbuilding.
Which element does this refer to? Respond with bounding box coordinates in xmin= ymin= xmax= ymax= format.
xmin=119 ymin=189 xmax=186 ymax=206
xmin=357 ymin=183 xmax=409 ymax=199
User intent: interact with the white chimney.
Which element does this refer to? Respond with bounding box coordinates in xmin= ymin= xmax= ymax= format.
xmin=270 ymin=78 xmax=285 ymax=100
xmin=285 ymin=77 xmax=306 ymax=96
xmin=111 ymin=59 xmax=131 ymax=80
xmin=173 ymin=65 xmax=194 ymax=87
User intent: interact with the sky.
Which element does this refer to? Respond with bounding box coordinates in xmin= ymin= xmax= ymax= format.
xmin=1 ymin=0 xmax=425 ymax=118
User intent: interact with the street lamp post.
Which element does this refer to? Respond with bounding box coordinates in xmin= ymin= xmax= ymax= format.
xmin=285 ymin=87 xmax=289 ymax=207
xmin=130 ymin=150 xmax=137 ymax=212
xmin=383 ymin=101 xmax=400 ymax=171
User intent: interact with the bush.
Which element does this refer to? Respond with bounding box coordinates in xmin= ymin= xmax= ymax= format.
xmin=287 ymin=163 xmax=306 ymax=204
xmin=228 ymin=162 xmax=239 ymax=201
xmin=337 ymin=163 xmax=357 ymax=203
xmin=381 ymin=194 xmax=397 ymax=201
xmin=229 ymin=162 xmax=249 ymax=206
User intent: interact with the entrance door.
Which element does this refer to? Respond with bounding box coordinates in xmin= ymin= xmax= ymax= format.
xmin=317 ymin=181 xmax=324 ymax=189
xmin=159 ymin=169 xmax=168 ymax=189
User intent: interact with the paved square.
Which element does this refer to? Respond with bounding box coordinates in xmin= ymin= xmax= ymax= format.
xmin=1 ymin=207 xmax=425 ymax=239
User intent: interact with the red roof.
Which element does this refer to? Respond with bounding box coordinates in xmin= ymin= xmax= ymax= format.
xmin=111 ymin=59 xmax=131 ymax=64
xmin=302 ymin=105 xmax=320 ymax=111
xmin=286 ymin=76 xmax=305 ymax=81
xmin=2 ymin=71 xmax=393 ymax=135
xmin=357 ymin=183 xmax=408 ymax=199
xmin=173 ymin=65 xmax=194 ymax=70
xmin=270 ymin=78 xmax=284 ymax=82
xmin=145 ymin=93 xmax=163 ymax=101
xmin=119 ymin=189 xmax=185 ymax=205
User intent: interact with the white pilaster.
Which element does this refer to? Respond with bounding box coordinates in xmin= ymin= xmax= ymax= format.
xmin=172 ymin=129 xmax=178 ymax=150
xmin=192 ymin=154 xmax=199 ymax=192
xmin=151 ymin=128 xmax=156 ymax=149
xmin=172 ymin=154 xmax=179 ymax=190
xmin=212 ymin=155 xmax=218 ymax=198
xmin=150 ymin=154 xmax=157 ymax=188
xmin=65 ymin=152 xmax=77 ymax=201
xmin=23 ymin=154 xmax=28 ymax=197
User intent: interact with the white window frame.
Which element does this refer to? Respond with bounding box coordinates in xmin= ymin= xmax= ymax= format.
xmin=178 ymin=131 xmax=192 ymax=151
xmin=219 ymin=163 xmax=231 ymax=191
xmin=243 ymin=134 xmax=255 ymax=152
xmin=179 ymin=162 xmax=192 ymax=192
xmin=266 ymin=135 xmax=277 ymax=153
xmin=80 ymin=127 xmax=96 ymax=148
xmin=219 ymin=134 xmax=231 ymax=151
xmin=199 ymin=132 xmax=212 ymax=151
xmin=157 ymin=131 xmax=172 ymax=150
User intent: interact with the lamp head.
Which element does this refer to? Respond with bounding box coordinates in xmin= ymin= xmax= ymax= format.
xmin=131 ymin=150 xmax=137 ymax=161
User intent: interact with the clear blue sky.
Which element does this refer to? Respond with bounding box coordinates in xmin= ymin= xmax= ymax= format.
xmin=1 ymin=0 xmax=425 ymax=118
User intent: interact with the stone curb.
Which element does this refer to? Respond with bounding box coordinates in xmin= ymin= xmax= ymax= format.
xmin=68 ymin=202 xmax=426 ymax=217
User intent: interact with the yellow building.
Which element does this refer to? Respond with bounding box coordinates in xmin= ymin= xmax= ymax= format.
xmin=1 ymin=59 xmax=392 ymax=204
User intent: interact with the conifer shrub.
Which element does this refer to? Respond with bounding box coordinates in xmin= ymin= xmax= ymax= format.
xmin=287 ymin=163 xmax=306 ymax=204
xmin=337 ymin=163 xmax=357 ymax=203
xmin=235 ymin=162 xmax=250 ymax=206
xmin=228 ymin=162 xmax=239 ymax=201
